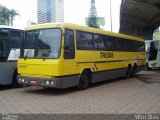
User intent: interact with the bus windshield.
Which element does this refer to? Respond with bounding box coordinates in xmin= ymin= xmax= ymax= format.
xmin=23 ymin=28 xmax=61 ymax=59
xmin=0 ymin=32 xmax=8 ymax=58
xmin=149 ymin=41 xmax=159 ymax=61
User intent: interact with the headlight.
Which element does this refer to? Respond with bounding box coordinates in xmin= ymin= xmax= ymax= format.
xmin=50 ymin=81 xmax=54 ymax=85
xmin=18 ymin=78 xmax=22 ymax=82
xmin=21 ymin=78 xmax=25 ymax=83
xmin=45 ymin=80 xmax=49 ymax=85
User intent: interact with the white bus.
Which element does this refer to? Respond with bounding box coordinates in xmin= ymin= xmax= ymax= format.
xmin=145 ymin=40 xmax=160 ymax=70
xmin=0 ymin=26 xmax=24 ymax=87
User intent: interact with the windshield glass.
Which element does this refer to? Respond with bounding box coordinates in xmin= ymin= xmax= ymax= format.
xmin=149 ymin=41 xmax=159 ymax=61
xmin=23 ymin=28 xmax=61 ymax=59
xmin=0 ymin=32 xmax=8 ymax=58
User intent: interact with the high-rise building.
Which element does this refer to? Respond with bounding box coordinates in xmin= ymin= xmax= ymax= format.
xmin=37 ymin=0 xmax=64 ymax=24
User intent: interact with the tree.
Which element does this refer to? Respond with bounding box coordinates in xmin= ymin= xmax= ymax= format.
xmin=0 ymin=5 xmax=10 ymax=25
xmin=87 ymin=0 xmax=99 ymax=28
xmin=0 ymin=5 xmax=19 ymax=26
xmin=9 ymin=9 xmax=19 ymax=26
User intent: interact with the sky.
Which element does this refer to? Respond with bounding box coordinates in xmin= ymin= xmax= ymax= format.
xmin=0 ymin=0 xmax=122 ymax=32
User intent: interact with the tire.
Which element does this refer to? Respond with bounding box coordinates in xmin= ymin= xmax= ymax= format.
xmin=12 ymin=70 xmax=22 ymax=88
xmin=125 ymin=65 xmax=132 ymax=78
xmin=79 ymin=70 xmax=91 ymax=90
xmin=131 ymin=64 xmax=137 ymax=77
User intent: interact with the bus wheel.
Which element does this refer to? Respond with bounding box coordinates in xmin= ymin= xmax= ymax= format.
xmin=79 ymin=70 xmax=91 ymax=90
xmin=131 ymin=64 xmax=137 ymax=76
xmin=125 ymin=65 xmax=132 ymax=78
xmin=12 ymin=70 xmax=22 ymax=88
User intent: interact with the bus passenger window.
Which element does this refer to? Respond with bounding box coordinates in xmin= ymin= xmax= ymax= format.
xmin=105 ymin=36 xmax=116 ymax=51
xmin=76 ymin=31 xmax=93 ymax=49
xmin=64 ymin=29 xmax=75 ymax=59
xmin=93 ymin=34 xmax=105 ymax=50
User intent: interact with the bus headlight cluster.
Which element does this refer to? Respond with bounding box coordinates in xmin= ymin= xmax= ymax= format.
xmin=18 ymin=78 xmax=25 ymax=83
xmin=45 ymin=80 xmax=54 ymax=86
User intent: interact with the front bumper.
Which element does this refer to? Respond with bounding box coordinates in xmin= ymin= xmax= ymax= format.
xmin=17 ymin=75 xmax=79 ymax=88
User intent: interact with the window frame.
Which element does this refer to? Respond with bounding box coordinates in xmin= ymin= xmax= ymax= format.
xmin=93 ymin=33 xmax=106 ymax=50
xmin=64 ymin=29 xmax=75 ymax=59
xmin=76 ymin=30 xmax=94 ymax=50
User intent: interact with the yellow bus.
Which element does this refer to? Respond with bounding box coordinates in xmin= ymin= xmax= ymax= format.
xmin=17 ymin=23 xmax=146 ymax=89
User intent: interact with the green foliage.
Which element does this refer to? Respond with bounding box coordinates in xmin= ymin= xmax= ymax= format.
xmin=87 ymin=0 xmax=99 ymax=28
xmin=85 ymin=17 xmax=105 ymax=26
xmin=0 ymin=4 xmax=19 ymax=26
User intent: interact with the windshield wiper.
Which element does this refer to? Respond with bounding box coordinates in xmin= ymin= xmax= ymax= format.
xmin=24 ymin=49 xmax=33 ymax=60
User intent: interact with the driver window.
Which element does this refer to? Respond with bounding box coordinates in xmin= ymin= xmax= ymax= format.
xmin=64 ymin=29 xmax=75 ymax=59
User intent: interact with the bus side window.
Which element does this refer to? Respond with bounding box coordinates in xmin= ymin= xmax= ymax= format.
xmin=105 ymin=36 xmax=116 ymax=51
xmin=93 ymin=34 xmax=105 ymax=50
xmin=64 ymin=29 xmax=75 ymax=59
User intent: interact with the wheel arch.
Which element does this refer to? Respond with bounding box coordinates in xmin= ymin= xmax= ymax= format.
xmin=79 ymin=68 xmax=92 ymax=82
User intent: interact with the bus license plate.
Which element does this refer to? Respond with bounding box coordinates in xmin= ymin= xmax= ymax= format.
xmin=30 ymin=80 xmax=37 ymax=85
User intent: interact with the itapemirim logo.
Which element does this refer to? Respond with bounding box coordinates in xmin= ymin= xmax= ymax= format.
xmin=2 ymin=114 xmax=18 ymax=120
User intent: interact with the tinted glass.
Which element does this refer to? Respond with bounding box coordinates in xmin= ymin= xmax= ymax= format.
xmin=0 ymin=32 xmax=8 ymax=59
xmin=76 ymin=31 xmax=93 ymax=49
xmin=94 ymin=34 xmax=105 ymax=50
xmin=149 ymin=41 xmax=158 ymax=60
xmin=24 ymin=30 xmax=38 ymax=48
xmin=0 ymin=32 xmax=8 ymax=53
xmin=105 ymin=36 xmax=116 ymax=51
xmin=64 ymin=29 xmax=75 ymax=59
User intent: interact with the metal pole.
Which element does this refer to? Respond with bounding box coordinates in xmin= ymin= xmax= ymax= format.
xmin=110 ymin=0 xmax=112 ymax=31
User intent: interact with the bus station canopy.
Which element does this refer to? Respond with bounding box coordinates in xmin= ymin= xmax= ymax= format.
xmin=120 ymin=0 xmax=160 ymax=39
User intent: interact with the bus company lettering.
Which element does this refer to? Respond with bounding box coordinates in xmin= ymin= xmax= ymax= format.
xmin=100 ymin=52 xmax=113 ymax=58
xmin=19 ymin=64 xmax=27 ymax=68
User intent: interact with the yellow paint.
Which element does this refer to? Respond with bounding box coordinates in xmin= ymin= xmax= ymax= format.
xmin=18 ymin=23 xmax=146 ymax=78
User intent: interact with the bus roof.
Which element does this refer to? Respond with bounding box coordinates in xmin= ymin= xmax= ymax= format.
xmin=0 ymin=25 xmax=24 ymax=30
xmin=25 ymin=23 xmax=144 ymax=42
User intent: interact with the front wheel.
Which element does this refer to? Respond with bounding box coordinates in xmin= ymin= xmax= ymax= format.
xmin=79 ymin=71 xmax=90 ymax=90
xmin=12 ymin=71 xmax=22 ymax=88
xmin=131 ymin=64 xmax=137 ymax=77
xmin=125 ymin=65 xmax=132 ymax=78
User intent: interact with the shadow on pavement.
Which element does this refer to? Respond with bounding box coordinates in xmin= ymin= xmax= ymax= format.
xmin=22 ymin=77 xmax=127 ymax=96
xmin=0 ymin=85 xmax=14 ymax=91
xmin=23 ymin=86 xmax=79 ymax=96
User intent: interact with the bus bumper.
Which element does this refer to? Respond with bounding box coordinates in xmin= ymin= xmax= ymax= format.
xmin=17 ymin=75 xmax=79 ymax=89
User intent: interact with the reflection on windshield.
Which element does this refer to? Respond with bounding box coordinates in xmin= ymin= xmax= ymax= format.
xmin=0 ymin=32 xmax=8 ymax=58
xmin=23 ymin=29 xmax=61 ymax=59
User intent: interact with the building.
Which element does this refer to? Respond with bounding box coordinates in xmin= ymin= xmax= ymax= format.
xmin=27 ymin=20 xmax=37 ymax=26
xmin=37 ymin=0 xmax=64 ymax=24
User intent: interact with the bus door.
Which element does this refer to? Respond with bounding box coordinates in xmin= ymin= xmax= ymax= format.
xmin=63 ymin=29 xmax=76 ymax=75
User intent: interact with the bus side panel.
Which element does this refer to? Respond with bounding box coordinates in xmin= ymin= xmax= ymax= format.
xmin=0 ymin=62 xmax=16 ymax=85
xmin=92 ymin=68 xmax=126 ymax=83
